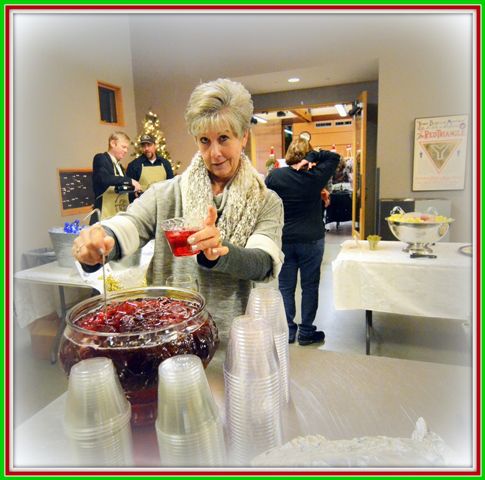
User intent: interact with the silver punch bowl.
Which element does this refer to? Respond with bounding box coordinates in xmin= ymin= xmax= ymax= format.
xmin=386 ymin=210 xmax=454 ymax=254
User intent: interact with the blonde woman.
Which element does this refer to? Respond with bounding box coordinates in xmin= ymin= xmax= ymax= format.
xmin=73 ymin=78 xmax=284 ymax=342
xmin=265 ymin=136 xmax=339 ymax=345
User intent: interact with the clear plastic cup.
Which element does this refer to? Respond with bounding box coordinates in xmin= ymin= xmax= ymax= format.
xmin=166 ymin=273 xmax=199 ymax=291
xmin=225 ymin=315 xmax=280 ymax=378
xmin=156 ymin=355 xmax=225 ymax=466
xmin=161 ymin=217 xmax=202 ymax=257
xmin=246 ymin=287 xmax=290 ymax=403
xmin=156 ymin=423 xmax=225 ymax=466
xmin=246 ymin=286 xmax=287 ymax=335
xmin=63 ymin=357 xmax=133 ymax=466
xmin=224 ymin=315 xmax=282 ymax=465
xmin=68 ymin=427 xmax=133 ymax=467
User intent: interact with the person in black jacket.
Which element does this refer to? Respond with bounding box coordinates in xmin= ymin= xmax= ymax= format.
xmin=265 ymin=137 xmax=339 ymax=345
xmin=126 ymin=134 xmax=174 ymax=202
xmin=90 ymin=131 xmax=141 ymax=224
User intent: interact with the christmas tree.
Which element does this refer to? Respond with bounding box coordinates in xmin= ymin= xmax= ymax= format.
xmin=132 ymin=110 xmax=180 ymax=173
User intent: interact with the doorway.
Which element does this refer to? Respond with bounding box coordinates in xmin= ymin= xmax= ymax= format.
xmin=250 ymin=94 xmax=375 ymax=238
xmin=249 ymin=103 xmax=355 ymax=174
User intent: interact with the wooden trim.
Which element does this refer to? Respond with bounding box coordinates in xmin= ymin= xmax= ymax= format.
xmin=290 ymin=108 xmax=312 ymax=122
xmin=97 ymin=80 xmax=125 ymax=126
xmin=360 ymin=91 xmax=368 ymax=237
xmin=254 ymin=100 xmax=353 ymax=115
xmin=351 ymin=90 xmax=368 ymax=239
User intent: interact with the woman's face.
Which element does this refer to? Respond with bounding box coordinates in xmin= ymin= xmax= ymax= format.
xmin=196 ymin=129 xmax=248 ymax=184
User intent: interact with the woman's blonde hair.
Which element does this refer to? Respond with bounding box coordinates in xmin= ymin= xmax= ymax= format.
xmin=285 ymin=137 xmax=312 ymax=165
xmin=185 ymin=78 xmax=253 ymax=139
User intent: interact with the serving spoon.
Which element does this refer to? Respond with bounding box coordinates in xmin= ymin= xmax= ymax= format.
xmin=100 ymin=248 xmax=108 ymax=315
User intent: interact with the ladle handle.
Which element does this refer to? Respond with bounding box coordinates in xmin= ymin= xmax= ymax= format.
xmin=81 ymin=208 xmax=101 ymax=225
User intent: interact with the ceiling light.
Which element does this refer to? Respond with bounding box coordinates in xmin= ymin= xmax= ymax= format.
xmin=284 ymin=129 xmax=293 ymax=135
xmin=288 ymin=77 xmax=300 ymax=83
xmin=334 ymin=104 xmax=348 ymax=117
xmin=252 ymin=115 xmax=268 ymax=124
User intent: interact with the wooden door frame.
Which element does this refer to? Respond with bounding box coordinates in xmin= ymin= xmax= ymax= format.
xmin=352 ymin=91 xmax=368 ymax=239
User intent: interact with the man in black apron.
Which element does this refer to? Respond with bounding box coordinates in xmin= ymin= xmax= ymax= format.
xmin=91 ymin=131 xmax=142 ymax=224
xmin=126 ymin=134 xmax=174 ymax=202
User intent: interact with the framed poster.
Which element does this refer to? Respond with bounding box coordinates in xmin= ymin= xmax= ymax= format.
xmin=412 ymin=115 xmax=468 ymax=191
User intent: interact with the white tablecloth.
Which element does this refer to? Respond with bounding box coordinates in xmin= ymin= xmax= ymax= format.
xmin=14 ymin=242 xmax=155 ymax=328
xmin=13 ymin=349 xmax=472 ymax=469
xmin=332 ymin=241 xmax=472 ymax=320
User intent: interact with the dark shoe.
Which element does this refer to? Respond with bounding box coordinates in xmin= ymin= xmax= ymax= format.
xmin=298 ymin=330 xmax=325 ymax=346
xmin=288 ymin=330 xmax=296 ymax=344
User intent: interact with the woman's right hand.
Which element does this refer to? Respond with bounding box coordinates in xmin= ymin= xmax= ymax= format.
xmin=293 ymin=159 xmax=315 ymax=171
xmin=72 ymin=224 xmax=115 ymax=265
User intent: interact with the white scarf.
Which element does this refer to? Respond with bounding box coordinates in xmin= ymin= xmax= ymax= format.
xmin=180 ymin=152 xmax=266 ymax=247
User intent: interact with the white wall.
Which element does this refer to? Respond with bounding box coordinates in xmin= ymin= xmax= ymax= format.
xmin=376 ymin=14 xmax=472 ymax=242
xmin=13 ymin=14 xmax=137 ymax=270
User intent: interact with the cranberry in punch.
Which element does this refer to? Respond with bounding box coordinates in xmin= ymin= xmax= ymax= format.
xmin=59 ymin=287 xmax=219 ymax=427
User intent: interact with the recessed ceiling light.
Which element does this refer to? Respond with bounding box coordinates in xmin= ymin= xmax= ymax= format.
xmin=288 ymin=77 xmax=300 ymax=83
xmin=334 ymin=104 xmax=348 ymax=117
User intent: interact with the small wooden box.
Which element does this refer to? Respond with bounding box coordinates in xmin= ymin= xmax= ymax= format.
xmin=28 ymin=312 xmax=61 ymax=360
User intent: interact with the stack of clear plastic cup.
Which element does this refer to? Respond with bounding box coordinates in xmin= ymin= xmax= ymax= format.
xmin=246 ymin=286 xmax=290 ymax=403
xmin=224 ymin=315 xmax=282 ymax=465
xmin=63 ymin=357 xmax=134 ymax=467
xmin=156 ymin=354 xmax=225 ymax=466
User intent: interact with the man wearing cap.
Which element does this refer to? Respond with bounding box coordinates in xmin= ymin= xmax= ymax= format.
xmin=91 ymin=131 xmax=142 ymax=224
xmin=126 ymin=134 xmax=174 ymax=201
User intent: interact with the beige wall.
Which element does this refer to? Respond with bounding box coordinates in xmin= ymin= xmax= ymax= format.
xmin=131 ymin=76 xmax=196 ymax=173
xmin=13 ymin=14 xmax=137 ymax=270
xmin=376 ymin=20 xmax=472 ymax=242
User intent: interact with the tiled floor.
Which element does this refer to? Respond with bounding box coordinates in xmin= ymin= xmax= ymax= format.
xmin=13 ymin=220 xmax=473 ymax=426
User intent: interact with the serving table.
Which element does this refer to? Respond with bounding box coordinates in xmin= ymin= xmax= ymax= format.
xmin=332 ymin=240 xmax=473 ymax=354
xmin=14 ymin=242 xmax=154 ymax=363
xmin=12 ymin=348 xmax=473 ymax=470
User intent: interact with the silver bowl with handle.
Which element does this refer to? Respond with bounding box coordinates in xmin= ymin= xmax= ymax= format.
xmin=386 ymin=206 xmax=454 ymax=254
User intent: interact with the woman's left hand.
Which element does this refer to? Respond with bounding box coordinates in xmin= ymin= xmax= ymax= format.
xmin=187 ymin=205 xmax=229 ymax=261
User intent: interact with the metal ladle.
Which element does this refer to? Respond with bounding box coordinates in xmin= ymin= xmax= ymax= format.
xmin=81 ymin=208 xmax=108 ymax=314
xmin=100 ymin=247 xmax=108 ymax=315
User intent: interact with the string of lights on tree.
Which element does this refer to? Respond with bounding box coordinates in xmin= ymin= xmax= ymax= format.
xmin=132 ymin=111 xmax=180 ymax=173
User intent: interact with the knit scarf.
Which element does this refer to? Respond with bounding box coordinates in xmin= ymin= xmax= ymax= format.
xmin=180 ymin=152 xmax=266 ymax=247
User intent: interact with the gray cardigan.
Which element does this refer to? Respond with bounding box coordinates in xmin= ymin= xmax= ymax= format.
xmin=102 ymin=175 xmax=284 ymax=341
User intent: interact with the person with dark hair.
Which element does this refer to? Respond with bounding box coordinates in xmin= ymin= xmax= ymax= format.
xmin=265 ymin=136 xmax=339 ymax=345
xmin=126 ymin=134 xmax=174 ymax=202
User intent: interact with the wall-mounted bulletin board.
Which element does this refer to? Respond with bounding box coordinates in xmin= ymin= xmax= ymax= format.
xmin=58 ymin=168 xmax=94 ymax=216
